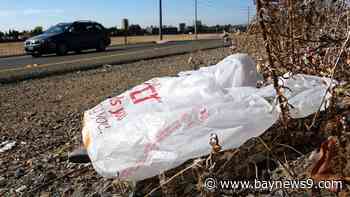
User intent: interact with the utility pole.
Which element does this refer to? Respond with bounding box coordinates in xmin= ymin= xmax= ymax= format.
xmin=194 ymin=0 xmax=198 ymax=40
xmin=122 ymin=18 xmax=129 ymax=45
xmin=159 ymin=0 xmax=163 ymax=41
xmin=248 ymin=6 xmax=250 ymax=25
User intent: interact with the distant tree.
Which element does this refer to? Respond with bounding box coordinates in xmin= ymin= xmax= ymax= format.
xmin=109 ymin=27 xmax=125 ymax=37
xmin=108 ymin=27 xmax=118 ymax=36
xmin=18 ymin=30 xmax=31 ymax=40
xmin=31 ymin=26 xmax=43 ymax=36
xmin=0 ymin=31 xmax=4 ymax=42
xmin=122 ymin=18 xmax=129 ymax=44
xmin=7 ymin=29 xmax=20 ymax=40
xmin=128 ymin=24 xmax=143 ymax=36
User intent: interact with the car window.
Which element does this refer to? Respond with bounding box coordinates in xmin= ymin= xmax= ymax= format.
xmin=94 ymin=24 xmax=103 ymax=32
xmin=86 ymin=24 xmax=95 ymax=33
xmin=45 ymin=23 xmax=71 ymax=34
xmin=72 ymin=23 xmax=87 ymax=33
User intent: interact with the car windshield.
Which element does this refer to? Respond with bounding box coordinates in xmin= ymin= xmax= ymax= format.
xmin=45 ymin=23 xmax=71 ymax=34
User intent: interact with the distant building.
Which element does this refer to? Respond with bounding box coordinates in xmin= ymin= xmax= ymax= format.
xmin=145 ymin=26 xmax=178 ymax=35
xmin=164 ymin=26 xmax=178 ymax=35
xmin=254 ymin=0 xmax=286 ymax=6
xmin=128 ymin=24 xmax=144 ymax=36
xmin=145 ymin=26 xmax=159 ymax=35
xmin=195 ymin=20 xmax=202 ymax=28
xmin=179 ymin=23 xmax=186 ymax=33
xmin=186 ymin=26 xmax=194 ymax=34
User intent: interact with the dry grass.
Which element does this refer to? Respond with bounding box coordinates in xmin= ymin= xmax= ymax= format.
xmin=0 ymin=34 xmax=220 ymax=57
xmin=0 ymin=42 xmax=26 ymax=57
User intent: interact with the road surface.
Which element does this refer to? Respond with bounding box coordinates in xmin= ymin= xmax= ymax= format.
xmin=0 ymin=39 xmax=226 ymax=72
xmin=0 ymin=39 xmax=228 ymax=83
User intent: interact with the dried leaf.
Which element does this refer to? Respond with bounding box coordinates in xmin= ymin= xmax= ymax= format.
xmin=311 ymin=137 xmax=345 ymax=192
xmin=346 ymin=58 xmax=350 ymax=65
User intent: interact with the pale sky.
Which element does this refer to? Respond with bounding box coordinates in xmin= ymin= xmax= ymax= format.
xmin=0 ymin=0 xmax=256 ymax=31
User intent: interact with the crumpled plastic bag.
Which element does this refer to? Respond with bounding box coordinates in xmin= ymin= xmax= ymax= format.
xmin=81 ymin=53 xmax=331 ymax=181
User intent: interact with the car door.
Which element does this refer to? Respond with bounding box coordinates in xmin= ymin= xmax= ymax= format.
xmin=85 ymin=23 xmax=98 ymax=48
xmin=69 ymin=23 xmax=90 ymax=49
xmin=78 ymin=23 xmax=92 ymax=49
xmin=94 ymin=23 xmax=105 ymax=45
xmin=67 ymin=23 xmax=83 ymax=49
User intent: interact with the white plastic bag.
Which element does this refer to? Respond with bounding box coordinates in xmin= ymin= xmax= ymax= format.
xmin=178 ymin=54 xmax=261 ymax=87
xmin=215 ymin=53 xmax=261 ymax=88
xmin=81 ymin=54 xmax=331 ymax=181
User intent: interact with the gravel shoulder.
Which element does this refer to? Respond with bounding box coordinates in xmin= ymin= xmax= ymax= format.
xmin=1 ymin=45 xmax=349 ymax=197
xmin=0 ymin=47 xmax=233 ymax=196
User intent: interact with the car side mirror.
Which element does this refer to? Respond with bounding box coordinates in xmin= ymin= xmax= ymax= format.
xmin=68 ymin=28 xmax=76 ymax=34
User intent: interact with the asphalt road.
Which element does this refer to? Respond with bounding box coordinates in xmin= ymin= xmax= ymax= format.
xmin=0 ymin=39 xmax=225 ymax=71
xmin=0 ymin=39 xmax=227 ymax=83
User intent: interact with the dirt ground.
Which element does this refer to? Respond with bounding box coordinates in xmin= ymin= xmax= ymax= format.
xmin=0 ymin=34 xmax=220 ymax=57
xmin=0 ymin=36 xmax=349 ymax=196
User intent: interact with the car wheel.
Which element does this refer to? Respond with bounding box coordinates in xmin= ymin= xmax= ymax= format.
xmin=56 ymin=43 xmax=68 ymax=56
xmin=31 ymin=53 xmax=42 ymax=58
xmin=97 ymin=40 xmax=106 ymax=52
xmin=74 ymin=49 xmax=82 ymax=54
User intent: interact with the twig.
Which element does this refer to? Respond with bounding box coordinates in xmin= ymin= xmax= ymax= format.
xmin=256 ymin=0 xmax=273 ymax=66
xmin=257 ymin=0 xmax=290 ymax=129
xmin=27 ymin=165 xmax=90 ymax=194
xmin=288 ymin=0 xmax=295 ymax=64
xmin=307 ymin=30 xmax=350 ymax=130
xmin=145 ymin=159 xmax=203 ymax=197
xmin=257 ymin=137 xmax=296 ymax=178
xmin=277 ymin=143 xmax=305 ymax=157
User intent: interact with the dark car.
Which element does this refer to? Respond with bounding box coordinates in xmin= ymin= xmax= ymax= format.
xmin=24 ymin=21 xmax=111 ymax=57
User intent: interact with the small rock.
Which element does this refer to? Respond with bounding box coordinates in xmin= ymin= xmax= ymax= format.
xmin=40 ymin=192 xmax=50 ymax=197
xmin=26 ymin=159 xmax=33 ymax=167
xmin=51 ymin=191 xmax=61 ymax=197
xmin=15 ymin=168 xmax=25 ymax=178
xmin=44 ymin=171 xmax=57 ymax=182
xmin=71 ymin=189 xmax=84 ymax=197
xmin=0 ymin=176 xmax=6 ymax=186
xmin=103 ymin=64 xmax=112 ymax=69
xmin=0 ymin=141 xmax=16 ymax=153
xmin=52 ymin=124 xmax=62 ymax=130
xmin=100 ymin=192 xmax=113 ymax=197
xmin=15 ymin=185 xmax=27 ymax=193
xmin=34 ymin=174 xmax=45 ymax=185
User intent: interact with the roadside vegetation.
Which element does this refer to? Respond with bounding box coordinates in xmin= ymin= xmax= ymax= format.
xmin=0 ymin=0 xmax=349 ymax=196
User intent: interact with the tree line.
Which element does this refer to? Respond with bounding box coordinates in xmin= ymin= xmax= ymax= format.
xmin=109 ymin=24 xmax=248 ymax=36
xmin=0 ymin=23 xmax=247 ymax=42
xmin=0 ymin=26 xmax=43 ymax=42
